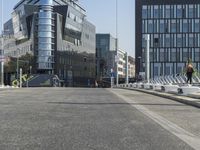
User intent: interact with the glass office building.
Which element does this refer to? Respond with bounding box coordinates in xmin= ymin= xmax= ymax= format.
xmin=136 ymin=0 xmax=200 ymax=78
xmin=2 ymin=0 xmax=96 ymax=86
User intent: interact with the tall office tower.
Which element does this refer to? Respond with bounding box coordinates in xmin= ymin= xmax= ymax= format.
xmin=136 ymin=0 xmax=200 ymax=78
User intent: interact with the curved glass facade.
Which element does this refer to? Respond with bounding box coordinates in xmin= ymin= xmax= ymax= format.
xmin=38 ymin=0 xmax=54 ymax=70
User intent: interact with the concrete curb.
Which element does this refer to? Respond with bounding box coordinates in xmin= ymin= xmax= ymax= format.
xmin=117 ymin=87 xmax=200 ymax=109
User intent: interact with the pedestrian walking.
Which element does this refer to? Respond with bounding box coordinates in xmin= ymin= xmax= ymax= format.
xmin=95 ymin=80 xmax=98 ymax=88
xmin=186 ymin=63 xmax=194 ymax=84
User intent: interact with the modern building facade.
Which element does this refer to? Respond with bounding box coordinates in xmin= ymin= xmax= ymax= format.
xmin=136 ymin=0 xmax=200 ymax=78
xmin=96 ymin=33 xmax=132 ymax=82
xmin=96 ymin=34 xmax=117 ymax=80
xmin=1 ymin=0 xmax=96 ymax=86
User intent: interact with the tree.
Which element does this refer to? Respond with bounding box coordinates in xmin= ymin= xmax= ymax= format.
xmin=4 ymin=53 xmax=34 ymax=74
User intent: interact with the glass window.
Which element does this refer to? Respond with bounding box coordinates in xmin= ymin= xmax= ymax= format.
xmin=188 ymin=20 xmax=192 ymax=32
xmin=177 ymin=20 xmax=180 ymax=32
xmin=160 ymin=20 xmax=165 ymax=33
xmin=38 ymin=25 xmax=51 ymax=31
xmin=165 ymin=20 xmax=169 ymax=33
xmin=154 ymin=65 xmax=159 ymax=77
xmin=142 ymin=20 xmax=145 ymax=33
xmin=38 ymin=62 xmax=52 ymax=69
xmin=171 ymin=20 xmax=176 ymax=33
xmin=198 ymin=5 xmax=200 ymax=18
xmin=147 ymin=6 xmax=151 ymax=18
xmin=159 ymin=34 xmax=164 ymax=47
xmin=177 ymin=34 xmax=182 ymax=47
xmin=177 ymin=5 xmax=182 ymax=18
xmin=189 ymin=34 xmax=194 ymax=47
xmin=165 ymin=5 xmax=170 ymax=18
xmin=38 ymin=51 xmax=51 ymax=56
xmin=150 ymin=5 xmax=153 ymax=18
xmin=160 ymin=49 xmax=164 ymax=62
xmin=194 ymin=34 xmax=198 ymax=47
xmin=182 ymin=34 xmax=186 ymax=47
xmin=39 ymin=38 xmax=52 ymax=43
xmin=142 ymin=6 xmax=147 ymax=18
xmin=185 ymin=34 xmax=188 ymax=47
xmin=100 ymin=39 xmax=107 ymax=45
xmin=173 ymin=5 xmax=176 ymax=18
xmin=159 ymin=5 xmax=163 ymax=18
xmin=38 ymin=44 xmax=52 ymax=50
xmin=150 ymin=49 xmax=153 ymax=61
xmin=170 ymin=5 xmax=174 ymax=18
xmin=153 ymin=49 xmax=158 ymax=62
xmin=170 ymin=34 xmax=174 ymax=47
xmin=171 ymin=48 xmax=176 ymax=61
xmin=183 ymin=48 xmax=188 ymax=61
xmin=153 ymin=20 xmax=158 ymax=33
xmin=195 ymin=48 xmax=200 ymax=61
xmin=183 ymin=19 xmax=188 ymax=32
xmin=148 ymin=20 xmax=153 ymax=33
xmin=153 ymin=5 xmax=159 ymax=18
xmin=38 ymin=19 xmax=52 ymax=25
xmin=194 ymin=19 xmax=199 ymax=32
xmin=165 ymin=34 xmax=170 ymax=47
xmin=198 ymin=34 xmax=200 ymax=47
xmin=154 ymin=34 xmax=159 ymax=47
xmin=38 ymin=32 xmax=52 ymax=37
xmin=39 ymin=12 xmax=52 ymax=18
xmin=188 ymin=5 xmax=194 ymax=18
xmin=142 ymin=35 xmax=146 ymax=48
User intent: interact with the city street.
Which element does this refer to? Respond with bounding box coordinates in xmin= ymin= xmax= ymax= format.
xmin=0 ymin=88 xmax=199 ymax=149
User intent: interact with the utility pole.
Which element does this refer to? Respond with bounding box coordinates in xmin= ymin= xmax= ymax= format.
xmin=116 ymin=0 xmax=119 ymax=87
xmin=1 ymin=0 xmax=4 ymax=87
xmin=125 ymin=52 xmax=129 ymax=84
xmin=145 ymin=34 xmax=150 ymax=83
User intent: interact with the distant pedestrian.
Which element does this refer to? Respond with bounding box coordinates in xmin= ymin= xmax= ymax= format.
xmin=186 ymin=63 xmax=194 ymax=84
xmin=95 ymin=80 xmax=98 ymax=88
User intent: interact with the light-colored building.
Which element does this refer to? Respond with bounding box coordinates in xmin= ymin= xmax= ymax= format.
xmin=128 ymin=56 xmax=135 ymax=78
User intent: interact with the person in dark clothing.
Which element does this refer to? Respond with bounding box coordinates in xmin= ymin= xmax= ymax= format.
xmin=186 ymin=63 xmax=194 ymax=84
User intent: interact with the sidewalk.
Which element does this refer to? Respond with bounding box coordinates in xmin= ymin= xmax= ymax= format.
xmin=118 ymin=87 xmax=200 ymax=108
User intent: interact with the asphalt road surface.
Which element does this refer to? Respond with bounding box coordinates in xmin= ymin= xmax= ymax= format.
xmin=0 ymin=88 xmax=199 ymax=150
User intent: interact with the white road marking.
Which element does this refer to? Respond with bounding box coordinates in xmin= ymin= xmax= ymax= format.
xmin=109 ymin=89 xmax=200 ymax=150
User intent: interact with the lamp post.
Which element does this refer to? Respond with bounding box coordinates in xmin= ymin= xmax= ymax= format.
xmin=0 ymin=29 xmax=9 ymax=87
xmin=116 ymin=0 xmax=119 ymax=87
xmin=0 ymin=34 xmax=4 ymax=87
xmin=16 ymin=48 xmax=20 ymax=80
xmin=137 ymin=56 xmax=141 ymax=81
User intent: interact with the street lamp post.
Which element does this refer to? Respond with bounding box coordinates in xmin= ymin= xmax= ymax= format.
xmin=0 ymin=35 xmax=4 ymax=87
xmin=116 ymin=0 xmax=119 ymax=87
xmin=137 ymin=56 xmax=141 ymax=81
xmin=16 ymin=48 xmax=20 ymax=80
xmin=0 ymin=29 xmax=9 ymax=87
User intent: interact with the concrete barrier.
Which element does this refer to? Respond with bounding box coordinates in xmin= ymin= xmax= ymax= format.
xmin=143 ymin=83 xmax=153 ymax=90
xmin=178 ymin=86 xmax=200 ymax=95
xmin=163 ymin=84 xmax=179 ymax=94
xmin=153 ymin=84 xmax=162 ymax=91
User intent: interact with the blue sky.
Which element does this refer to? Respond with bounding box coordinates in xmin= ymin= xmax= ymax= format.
xmin=1 ymin=0 xmax=135 ymax=57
